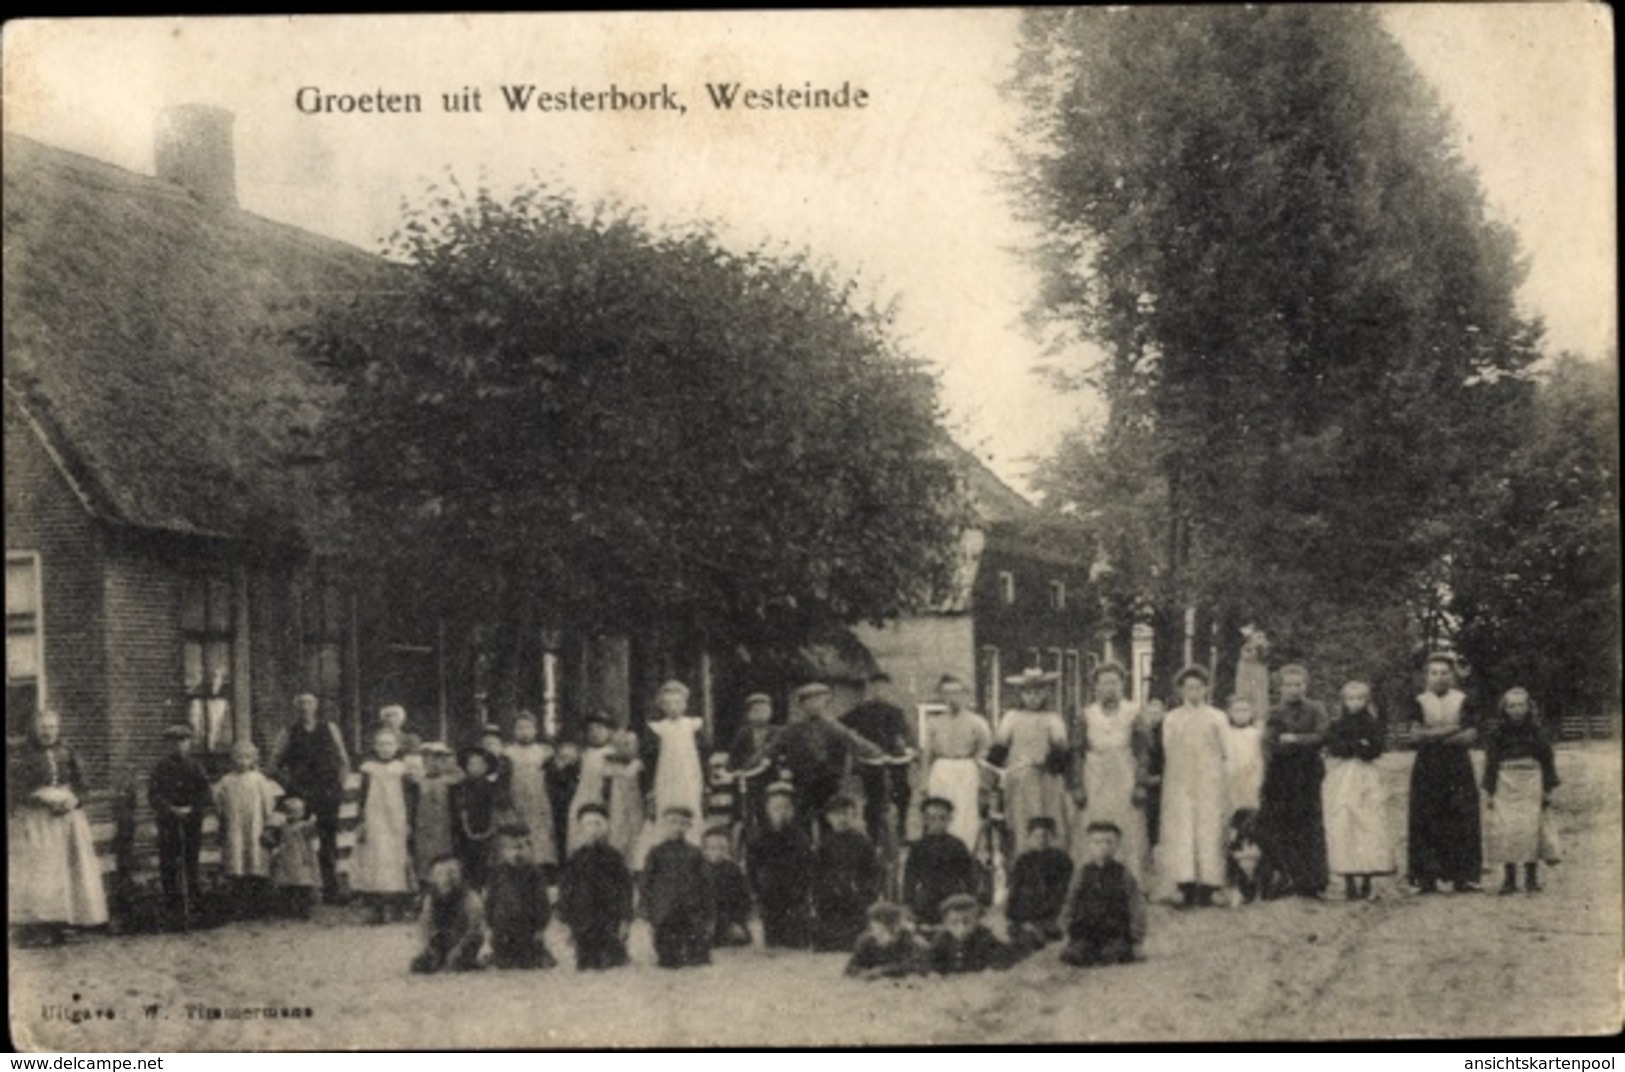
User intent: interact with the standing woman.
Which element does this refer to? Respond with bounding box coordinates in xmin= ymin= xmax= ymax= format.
xmin=992 ymin=667 xmax=1071 ymax=857
xmin=1406 ymin=653 xmax=1483 ymax=894
xmin=637 ymin=681 xmax=708 ymax=865
xmin=923 ymin=675 xmax=993 ymax=851
xmin=1258 ymin=664 xmax=1330 ymax=899
xmin=1073 ymin=662 xmax=1150 ymax=881
xmin=8 ymin=709 xmax=109 ymax=945
xmin=1158 ymin=666 xmax=1230 ymax=908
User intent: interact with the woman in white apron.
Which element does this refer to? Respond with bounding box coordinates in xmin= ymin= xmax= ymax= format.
xmin=924 ymin=674 xmax=992 ymax=850
xmin=1077 ymin=662 xmax=1150 ymax=882
xmin=1158 ymin=665 xmax=1229 ymax=907
xmin=7 ymin=709 xmax=108 ymax=944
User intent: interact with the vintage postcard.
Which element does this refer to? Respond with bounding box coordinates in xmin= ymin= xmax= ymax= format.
xmin=3 ymin=10 xmax=1617 ymax=1050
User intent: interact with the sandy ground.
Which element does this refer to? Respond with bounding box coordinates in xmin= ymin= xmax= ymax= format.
xmin=9 ymin=743 xmax=1620 ymax=1049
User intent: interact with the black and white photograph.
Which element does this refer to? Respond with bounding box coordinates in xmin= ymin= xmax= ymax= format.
xmin=3 ymin=9 xmax=1618 ymax=1049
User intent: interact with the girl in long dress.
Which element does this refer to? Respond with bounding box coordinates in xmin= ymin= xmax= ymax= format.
xmin=1158 ymin=665 xmax=1229 ymax=908
xmin=7 ymin=709 xmax=109 ymax=944
xmin=1483 ymin=687 xmax=1560 ymax=895
xmin=567 ymin=715 xmax=643 ymax=858
xmin=1258 ymin=664 xmax=1330 ymax=899
xmin=504 ymin=712 xmax=558 ymax=870
xmin=213 ymin=740 xmax=284 ymax=918
xmin=993 ymin=668 xmax=1072 ymax=857
xmin=352 ymin=728 xmax=417 ymax=922
xmin=1322 ymin=681 xmax=1394 ymax=901
xmin=923 ymin=674 xmax=992 ymax=850
xmin=634 ymin=681 xmax=708 ymax=869
xmin=1075 ymin=663 xmax=1149 ymax=881
xmin=1406 ymin=653 xmax=1482 ymax=893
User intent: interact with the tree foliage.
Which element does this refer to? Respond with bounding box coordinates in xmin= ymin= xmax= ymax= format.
xmin=1012 ymin=7 xmax=1545 ymax=703
xmin=297 ymin=180 xmax=966 ymax=666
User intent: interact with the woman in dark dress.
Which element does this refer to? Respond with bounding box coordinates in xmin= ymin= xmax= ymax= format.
xmin=1258 ymin=664 xmax=1330 ymax=899
xmin=1406 ymin=654 xmax=1483 ymax=893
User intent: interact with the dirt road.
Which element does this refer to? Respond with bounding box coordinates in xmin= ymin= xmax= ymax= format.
xmin=9 ymin=744 xmax=1618 ymax=1048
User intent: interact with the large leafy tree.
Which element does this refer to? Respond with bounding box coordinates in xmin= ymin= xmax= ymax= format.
xmin=1011 ymin=7 xmax=1543 ymax=704
xmin=297 ymin=180 xmax=966 ymax=695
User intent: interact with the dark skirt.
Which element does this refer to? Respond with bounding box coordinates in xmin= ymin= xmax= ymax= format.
xmin=1258 ymin=749 xmax=1328 ymax=894
xmin=1407 ymin=743 xmax=1483 ymax=885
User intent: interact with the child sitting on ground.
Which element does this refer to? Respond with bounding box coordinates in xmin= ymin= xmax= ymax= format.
xmin=558 ymin=803 xmax=634 ymax=971
xmin=812 ymin=795 xmax=883 ymax=952
xmin=411 ymin=856 xmax=488 ymax=974
xmin=749 ymin=784 xmax=813 ymax=949
xmin=903 ymin=796 xmax=979 ymax=927
xmin=845 ymin=902 xmax=922 ymax=980
xmin=1061 ymin=821 xmax=1146 ymax=967
xmin=266 ymin=795 xmax=320 ymax=920
xmin=702 ymin=826 xmax=752 ymax=948
xmin=1226 ymin=809 xmax=1266 ymax=905
xmin=1005 ymin=816 xmax=1074 ymax=944
xmin=640 ymin=806 xmax=715 ymax=969
xmin=484 ymin=822 xmax=555 ymax=969
xmin=925 ymin=893 xmax=1026 ymax=974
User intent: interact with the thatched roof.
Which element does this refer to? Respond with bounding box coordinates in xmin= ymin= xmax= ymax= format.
xmin=949 ymin=442 xmax=1043 ymax=526
xmin=3 ymin=132 xmax=388 ymax=549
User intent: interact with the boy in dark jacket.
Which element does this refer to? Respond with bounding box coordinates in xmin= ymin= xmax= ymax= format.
xmin=925 ymin=893 xmax=1026 ymax=974
xmin=640 ymin=806 xmax=715 ymax=968
xmin=812 ymin=796 xmax=882 ymax=951
xmin=1005 ymin=816 xmax=1074 ymax=944
xmin=149 ymin=724 xmax=214 ymax=930
xmin=702 ymin=826 xmax=753 ymax=947
xmin=845 ymin=901 xmax=922 ymax=979
xmin=558 ymin=803 xmax=634 ymax=970
xmin=411 ymin=856 xmax=488 ymax=974
xmin=903 ymin=796 xmax=978 ymax=926
xmin=748 ymin=784 xmax=813 ymax=948
xmin=484 ymin=823 xmax=555 ymax=969
xmin=1060 ymin=821 xmax=1146 ymax=967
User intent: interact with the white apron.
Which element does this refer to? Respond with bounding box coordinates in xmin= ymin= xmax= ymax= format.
xmin=1486 ymin=761 xmax=1546 ymax=865
xmin=1322 ymin=757 xmax=1394 ymax=875
xmin=1158 ymin=704 xmax=1228 ymax=888
xmin=928 ymin=757 xmax=983 ymax=850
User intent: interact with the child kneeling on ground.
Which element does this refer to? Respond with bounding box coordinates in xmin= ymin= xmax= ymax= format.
xmin=485 ymin=822 xmax=555 ymax=969
xmin=411 ymin=856 xmax=488 ymax=974
xmin=1061 ymin=820 xmax=1146 ymax=967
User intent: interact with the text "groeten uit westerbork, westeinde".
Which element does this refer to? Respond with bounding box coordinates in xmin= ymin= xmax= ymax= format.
xmin=294 ymin=82 xmax=872 ymax=117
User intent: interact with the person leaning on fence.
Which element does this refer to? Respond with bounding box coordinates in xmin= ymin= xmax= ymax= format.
xmin=1483 ymin=688 xmax=1561 ymax=895
xmin=149 ymin=723 xmax=214 ymax=930
xmin=411 ymin=855 xmax=488 ymax=974
xmin=558 ymin=803 xmax=634 ymax=971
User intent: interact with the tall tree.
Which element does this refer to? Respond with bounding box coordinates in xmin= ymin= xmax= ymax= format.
xmin=296 ymin=180 xmax=967 ymax=700
xmin=1010 ymin=7 xmax=1543 ymax=703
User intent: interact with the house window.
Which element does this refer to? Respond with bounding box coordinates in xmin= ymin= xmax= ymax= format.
xmin=7 ymin=552 xmax=44 ymax=741
xmin=997 ymin=571 xmax=1016 ymax=606
xmin=1049 ymin=580 xmax=1067 ymax=611
xmin=299 ymin=568 xmax=346 ymax=727
xmin=181 ymin=573 xmax=234 ymax=753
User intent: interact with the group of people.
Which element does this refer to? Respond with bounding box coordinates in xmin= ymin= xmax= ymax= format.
xmin=8 ymin=650 xmax=1563 ymax=978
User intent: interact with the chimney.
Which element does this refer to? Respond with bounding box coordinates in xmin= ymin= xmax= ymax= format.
xmin=155 ymin=104 xmax=236 ymax=208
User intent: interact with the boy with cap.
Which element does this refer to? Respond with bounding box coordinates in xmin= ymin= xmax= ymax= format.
xmin=926 ymin=893 xmax=1026 ymax=974
xmin=149 ymin=723 xmax=214 ymax=929
xmin=484 ymin=822 xmax=555 ymax=969
xmin=748 ymin=783 xmax=813 ymax=948
xmin=767 ymin=682 xmax=882 ymax=837
xmin=1060 ymin=820 xmax=1146 ymax=967
xmin=1005 ymin=815 xmax=1074 ymax=944
xmin=640 ymin=805 xmax=715 ymax=968
xmin=845 ymin=902 xmax=922 ymax=979
xmin=842 ymin=673 xmax=916 ymax=844
xmin=812 ymin=795 xmax=883 ymax=951
xmin=903 ymin=796 xmax=979 ymax=926
xmin=558 ymin=803 xmax=634 ymax=970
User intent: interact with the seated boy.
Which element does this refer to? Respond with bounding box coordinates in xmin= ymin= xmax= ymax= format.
xmin=640 ymin=806 xmax=715 ymax=969
xmin=485 ymin=822 xmax=555 ymax=969
xmin=845 ymin=901 xmax=922 ymax=980
xmin=925 ymin=892 xmax=1026 ymax=974
xmin=903 ymin=796 xmax=979 ymax=926
xmin=1005 ymin=816 xmax=1074 ymax=944
xmin=1060 ymin=820 xmax=1146 ymax=967
xmin=812 ymin=796 xmax=883 ymax=952
xmin=558 ymin=803 xmax=634 ymax=970
xmin=749 ymin=784 xmax=813 ymax=949
xmin=410 ymin=856 xmax=488 ymax=974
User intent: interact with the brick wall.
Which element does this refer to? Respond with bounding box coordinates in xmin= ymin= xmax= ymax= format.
xmin=4 ymin=399 xmax=110 ymax=780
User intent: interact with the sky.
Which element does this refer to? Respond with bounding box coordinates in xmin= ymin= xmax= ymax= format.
xmin=3 ymin=9 xmax=1615 ymax=495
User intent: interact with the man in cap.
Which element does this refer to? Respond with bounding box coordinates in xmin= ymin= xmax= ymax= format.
xmin=766 ymin=681 xmax=883 ymax=838
xmin=149 ymin=723 xmax=214 ymax=928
